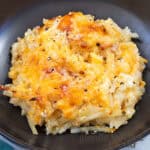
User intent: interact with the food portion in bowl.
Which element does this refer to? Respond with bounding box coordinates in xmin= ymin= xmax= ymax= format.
xmin=0 ymin=12 xmax=147 ymax=135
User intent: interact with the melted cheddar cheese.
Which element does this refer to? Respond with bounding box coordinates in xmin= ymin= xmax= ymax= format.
xmin=3 ymin=12 xmax=147 ymax=134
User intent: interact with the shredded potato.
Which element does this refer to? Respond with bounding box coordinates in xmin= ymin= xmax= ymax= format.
xmin=2 ymin=12 xmax=147 ymax=134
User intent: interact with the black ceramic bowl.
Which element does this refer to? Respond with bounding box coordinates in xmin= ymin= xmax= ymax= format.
xmin=0 ymin=0 xmax=149 ymax=149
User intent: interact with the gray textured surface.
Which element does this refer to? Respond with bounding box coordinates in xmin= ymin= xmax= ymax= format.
xmin=122 ymin=135 xmax=150 ymax=150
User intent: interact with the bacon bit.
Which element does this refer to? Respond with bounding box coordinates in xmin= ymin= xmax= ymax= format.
xmin=68 ymin=70 xmax=73 ymax=76
xmin=100 ymin=43 xmax=113 ymax=50
xmin=60 ymin=84 xmax=68 ymax=97
xmin=45 ymin=68 xmax=55 ymax=74
xmin=61 ymin=84 xmax=68 ymax=93
xmin=30 ymin=95 xmax=44 ymax=107
xmin=0 ymin=85 xmax=9 ymax=91
xmin=58 ymin=68 xmax=67 ymax=76
xmin=30 ymin=97 xmax=41 ymax=101
xmin=79 ymin=71 xmax=85 ymax=75
xmin=80 ymin=41 xmax=88 ymax=48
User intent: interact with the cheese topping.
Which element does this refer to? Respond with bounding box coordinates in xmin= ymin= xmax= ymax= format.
xmin=3 ymin=12 xmax=147 ymax=134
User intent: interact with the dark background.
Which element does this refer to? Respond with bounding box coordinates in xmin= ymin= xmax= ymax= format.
xmin=0 ymin=0 xmax=150 ymax=25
